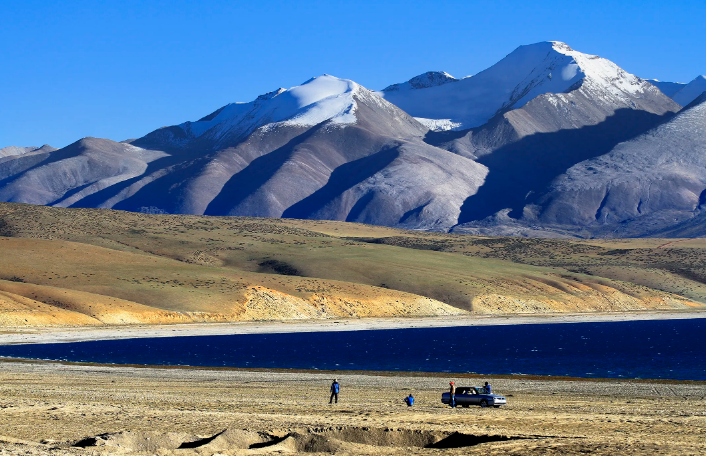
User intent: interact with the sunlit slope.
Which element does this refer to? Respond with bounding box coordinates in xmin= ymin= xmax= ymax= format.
xmin=0 ymin=236 xmax=462 ymax=326
xmin=0 ymin=203 xmax=701 ymax=326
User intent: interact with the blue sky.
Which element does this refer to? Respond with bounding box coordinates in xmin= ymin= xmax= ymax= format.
xmin=2 ymin=0 xmax=705 ymax=148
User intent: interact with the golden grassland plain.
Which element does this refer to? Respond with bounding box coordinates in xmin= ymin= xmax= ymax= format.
xmin=0 ymin=361 xmax=704 ymax=455
xmin=0 ymin=202 xmax=705 ymax=326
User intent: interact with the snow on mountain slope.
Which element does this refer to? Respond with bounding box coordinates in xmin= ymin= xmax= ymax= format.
xmin=381 ymin=41 xmax=660 ymax=131
xmin=383 ymin=71 xmax=458 ymax=91
xmin=177 ymin=75 xmax=360 ymax=147
xmin=124 ymin=80 xmax=486 ymax=230
xmin=647 ymin=79 xmax=686 ymax=98
xmin=0 ymin=74 xmax=486 ymax=231
xmin=672 ymin=75 xmax=706 ymax=106
xmin=429 ymin=78 xmax=679 ymax=162
xmin=0 ymin=58 xmax=696 ymax=236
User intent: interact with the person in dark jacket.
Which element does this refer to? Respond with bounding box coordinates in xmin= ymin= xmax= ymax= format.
xmin=329 ymin=379 xmax=340 ymax=404
xmin=484 ymin=381 xmax=492 ymax=394
xmin=449 ymin=382 xmax=456 ymax=408
xmin=404 ymin=394 xmax=414 ymax=406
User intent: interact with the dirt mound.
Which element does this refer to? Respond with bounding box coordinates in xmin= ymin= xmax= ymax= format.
xmin=309 ymin=426 xmax=441 ymax=447
xmin=192 ymin=428 xmax=285 ymax=451
xmin=73 ymin=429 xmax=281 ymax=452
xmin=74 ymin=431 xmax=195 ymax=452
xmin=72 ymin=426 xmax=533 ymax=453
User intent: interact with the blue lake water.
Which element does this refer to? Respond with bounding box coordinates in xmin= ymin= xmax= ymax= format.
xmin=1 ymin=319 xmax=705 ymax=380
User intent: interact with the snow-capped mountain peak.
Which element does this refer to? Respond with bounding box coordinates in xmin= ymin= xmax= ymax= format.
xmin=179 ymin=74 xmax=361 ymax=143
xmin=255 ymin=88 xmax=287 ymax=101
xmin=380 ymin=41 xmax=658 ymax=131
xmin=383 ymin=71 xmax=458 ymax=91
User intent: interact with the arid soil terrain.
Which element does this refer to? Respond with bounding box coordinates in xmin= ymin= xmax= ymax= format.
xmin=1 ymin=202 xmax=705 ymax=326
xmin=0 ymin=361 xmax=703 ymax=455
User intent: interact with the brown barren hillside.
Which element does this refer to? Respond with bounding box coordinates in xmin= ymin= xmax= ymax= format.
xmin=0 ymin=202 xmax=703 ymax=326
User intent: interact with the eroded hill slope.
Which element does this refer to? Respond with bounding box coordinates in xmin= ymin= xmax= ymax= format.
xmin=0 ymin=203 xmax=702 ymax=326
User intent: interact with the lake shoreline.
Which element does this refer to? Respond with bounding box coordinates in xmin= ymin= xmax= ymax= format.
xmin=2 ymin=357 xmax=705 ymax=385
xmin=1 ymin=309 xmax=705 ymax=346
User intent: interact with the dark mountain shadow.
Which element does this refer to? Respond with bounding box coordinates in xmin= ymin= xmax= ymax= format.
xmin=281 ymin=146 xmax=400 ymax=220
xmin=423 ymin=127 xmax=472 ymax=146
xmin=75 ymin=121 xmax=255 ymax=210
xmin=398 ymin=201 xmax=430 ymax=225
xmin=456 ymin=108 xmax=676 ymax=225
xmin=130 ymin=126 xmax=193 ymax=152
xmin=346 ymin=191 xmax=377 ymax=222
xmin=69 ymin=155 xmax=179 ymax=209
xmin=48 ymin=182 xmax=96 ymax=206
xmin=109 ymin=155 xmax=211 ymax=213
xmin=204 ymin=125 xmax=322 ymax=216
xmin=74 ymin=135 xmax=230 ymax=210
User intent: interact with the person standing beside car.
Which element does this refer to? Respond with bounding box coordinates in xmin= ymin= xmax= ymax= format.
xmin=449 ymin=382 xmax=456 ymax=408
xmin=484 ymin=381 xmax=492 ymax=394
xmin=329 ymin=379 xmax=340 ymax=404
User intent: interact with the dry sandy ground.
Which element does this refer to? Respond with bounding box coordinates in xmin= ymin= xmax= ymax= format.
xmin=1 ymin=310 xmax=705 ymax=345
xmin=0 ymin=361 xmax=704 ymax=455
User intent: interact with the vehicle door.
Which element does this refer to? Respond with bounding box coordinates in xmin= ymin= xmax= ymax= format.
xmin=454 ymin=388 xmax=470 ymax=406
xmin=467 ymin=387 xmax=481 ymax=405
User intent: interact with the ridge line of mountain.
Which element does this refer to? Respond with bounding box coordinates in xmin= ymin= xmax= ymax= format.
xmin=1 ymin=40 xmax=703 ymax=238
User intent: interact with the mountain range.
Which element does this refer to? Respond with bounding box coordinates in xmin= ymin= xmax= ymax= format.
xmin=2 ymin=41 xmax=705 ymax=237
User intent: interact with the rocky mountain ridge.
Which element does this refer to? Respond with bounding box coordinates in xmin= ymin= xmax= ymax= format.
xmin=455 ymin=93 xmax=706 ymax=237
xmin=380 ymin=41 xmax=673 ymax=131
xmin=1 ymin=41 xmax=703 ymax=237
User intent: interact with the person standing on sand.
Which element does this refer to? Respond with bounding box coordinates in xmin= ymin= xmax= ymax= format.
xmin=329 ymin=379 xmax=340 ymax=404
xmin=484 ymin=381 xmax=492 ymax=394
xmin=449 ymin=382 xmax=456 ymax=408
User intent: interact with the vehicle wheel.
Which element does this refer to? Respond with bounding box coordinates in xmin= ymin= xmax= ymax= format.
xmin=480 ymin=400 xmax=488 ymax=408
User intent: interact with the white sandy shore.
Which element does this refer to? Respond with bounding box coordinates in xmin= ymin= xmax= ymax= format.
xmin=0 ymin=310 xmax=705 ymax=346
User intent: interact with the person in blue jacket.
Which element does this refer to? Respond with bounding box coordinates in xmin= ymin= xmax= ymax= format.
xmin=484 ymin=381 xmax=492 ymax=394
xmin=329 ymin=379 xmax=340 ymax=404
xmin=404 ymin=394 xmax=414 ymax=406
